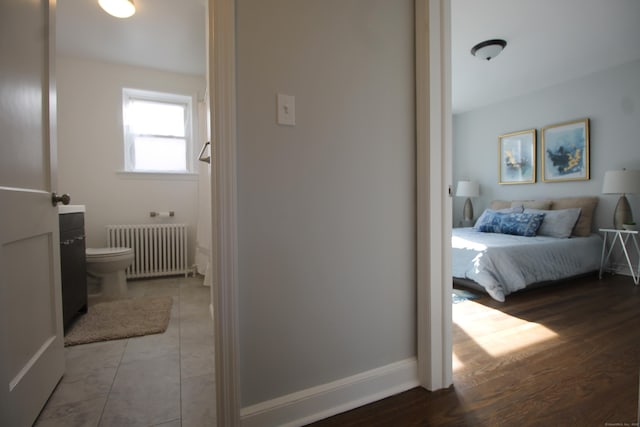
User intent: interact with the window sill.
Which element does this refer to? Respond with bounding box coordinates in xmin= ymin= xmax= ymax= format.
xmin=116 ymin=170 xmax=198 ymax=181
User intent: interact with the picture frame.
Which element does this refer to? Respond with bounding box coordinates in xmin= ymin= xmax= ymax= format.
xmin=498 ymin=129 xmax=536 ymax=184
xmin=541 ymin=118 xmax=590 ymax=182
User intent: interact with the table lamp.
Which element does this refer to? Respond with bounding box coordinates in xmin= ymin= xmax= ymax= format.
xmin=456 ymin=180 xmax=480 ymax=223
xmin=602 ymin=169 xmax=640 ymax=229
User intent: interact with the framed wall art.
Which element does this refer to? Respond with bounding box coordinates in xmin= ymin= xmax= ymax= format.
xmin=541 ymin=118 xmax=590 ymax=182
xmin=498 ymin=129 xmax=536 ymax=184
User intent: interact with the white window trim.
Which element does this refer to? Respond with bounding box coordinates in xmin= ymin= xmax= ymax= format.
xmin=122 ymin=88 xmax=195 ymax=174
xmin=115 ymin=170 xmax=198 ymax=181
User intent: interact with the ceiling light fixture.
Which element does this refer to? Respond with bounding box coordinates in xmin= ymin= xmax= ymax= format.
xmin=98 ymin=0 xmax=136 ymax=18
xmin=470 ymin=39 xmax=507 ymax=61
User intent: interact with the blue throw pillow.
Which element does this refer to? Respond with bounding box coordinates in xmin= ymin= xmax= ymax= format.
xmin=476 ymin=211 xmax=546 ymax=237
xmin=473 ymin=207 xmax=523 ymax=229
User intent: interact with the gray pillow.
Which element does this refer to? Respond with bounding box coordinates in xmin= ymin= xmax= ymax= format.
xmin=524 ymin=208 xmax=582 ymax=238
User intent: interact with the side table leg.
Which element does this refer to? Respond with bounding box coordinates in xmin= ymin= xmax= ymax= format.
xmin=600 ymin=233 xmax=616 ymax=279
xmin=618 ymin=232 xmax=639 ymax=285
xmin=599 ymin=233 xmax=607 ymax=279
xmin=631 ymin=235 xmax=640 ymax=285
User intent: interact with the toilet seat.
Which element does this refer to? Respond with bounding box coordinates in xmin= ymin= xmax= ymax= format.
xmin=86 ymin=247 xmax=133 ymax=261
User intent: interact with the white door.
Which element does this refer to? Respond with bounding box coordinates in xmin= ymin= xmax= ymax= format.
xmin=0 ymin=0 xmax=66 ymax=426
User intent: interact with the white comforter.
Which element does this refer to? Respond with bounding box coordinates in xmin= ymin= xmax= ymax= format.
xmin=452 ymin=227 xmax=603 ymax=302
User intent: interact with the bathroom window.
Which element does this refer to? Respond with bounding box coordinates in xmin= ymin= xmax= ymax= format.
xmin=122 ymin=89 xmax=193 ymax=173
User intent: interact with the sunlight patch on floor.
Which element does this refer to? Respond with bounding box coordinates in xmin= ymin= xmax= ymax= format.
xmin=454 ymin=301 xmax=559 ymax=358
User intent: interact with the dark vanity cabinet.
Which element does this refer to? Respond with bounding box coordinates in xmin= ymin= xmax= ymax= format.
xmin=59 ymin=212 xmax=88 ymax=330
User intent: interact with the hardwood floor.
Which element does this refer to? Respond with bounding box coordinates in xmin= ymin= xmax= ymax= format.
xmin=309 ymin=273 xmax=640 ymax=426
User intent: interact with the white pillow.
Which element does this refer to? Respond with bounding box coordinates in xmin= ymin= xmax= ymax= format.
xmin=523 ymin=208 xmax=582 ymax=238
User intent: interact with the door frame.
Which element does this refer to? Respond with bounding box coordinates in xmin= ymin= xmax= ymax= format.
xmin=415 ymin=0 xmax=453 ymax=391
xmin=209 ymin=0 xmax=241 ymax=425
xmin=209 ymin=0 xmax=452 ymax=423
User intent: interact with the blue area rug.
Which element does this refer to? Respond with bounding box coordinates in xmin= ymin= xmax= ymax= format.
xmin=452 ymin=289 xmax=480 ymax=304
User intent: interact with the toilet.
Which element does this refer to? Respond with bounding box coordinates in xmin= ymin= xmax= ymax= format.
xmin=86 ymin=247 xmax=134 ymax=299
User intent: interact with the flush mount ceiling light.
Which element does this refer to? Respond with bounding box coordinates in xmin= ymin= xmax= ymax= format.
xmin=470 ymin=39 xmax=507 ymax=61
xmin=99 ymin=0 xmax=136 ymax=18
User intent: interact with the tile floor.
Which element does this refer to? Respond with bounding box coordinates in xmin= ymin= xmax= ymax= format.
xmin=35 ymin=276 xmax=217 ymax=427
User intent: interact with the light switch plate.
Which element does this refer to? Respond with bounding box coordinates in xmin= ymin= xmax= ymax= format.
xmin=277 ymin=93 xmax=295 ymax=126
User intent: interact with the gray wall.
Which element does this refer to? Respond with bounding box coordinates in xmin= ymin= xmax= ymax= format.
xmin=453 ymin=59 xmax=640 ymax=230
xmin=236 ymin=0 xmax=416 ymax=406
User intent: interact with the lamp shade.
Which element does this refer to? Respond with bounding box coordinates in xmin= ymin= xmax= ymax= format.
xmin=99 ymin=0 xmax=136 ymax=18
xmin=456 ymin=181 xmax=480 ymax=198
xmin=602 ymin=170 xmax=640 ymax=194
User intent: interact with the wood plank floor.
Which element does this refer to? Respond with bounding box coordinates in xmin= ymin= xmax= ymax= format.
xmin=309 ymin=273 xmax=640 ymax=426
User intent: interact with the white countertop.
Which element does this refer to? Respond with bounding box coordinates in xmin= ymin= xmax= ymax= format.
xmin=58 ymin=205 xmax=86 ymax=214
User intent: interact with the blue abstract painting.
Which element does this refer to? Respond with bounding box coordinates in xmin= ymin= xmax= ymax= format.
xmin=543 ymin=119 xmax=589 ymax=182
xmin=499 ymin=129 xmax=536 ymax=184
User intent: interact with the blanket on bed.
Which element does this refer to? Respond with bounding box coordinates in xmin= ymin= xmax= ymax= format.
xmin=452 ymin=227 xmax=602 ymax=302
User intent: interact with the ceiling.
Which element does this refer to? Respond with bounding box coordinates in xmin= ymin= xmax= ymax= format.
xmin=56 ymin=0 xmax=640 ymax=113
xmin=452 ymin=0 xmax=640 ymax=113
xmin=56 ymin=0 xmax=207 ymax=76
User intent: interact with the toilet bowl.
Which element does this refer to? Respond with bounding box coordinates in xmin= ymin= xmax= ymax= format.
xmin=86 ymin=247 xmax=134 ymax=299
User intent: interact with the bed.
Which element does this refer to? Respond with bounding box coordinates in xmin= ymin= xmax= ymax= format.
xmin=452 ymin=197 xmax=603 ymax=302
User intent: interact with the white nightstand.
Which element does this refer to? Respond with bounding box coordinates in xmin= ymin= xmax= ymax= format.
xmin=599 ymin=228 xmax=640 ymax=285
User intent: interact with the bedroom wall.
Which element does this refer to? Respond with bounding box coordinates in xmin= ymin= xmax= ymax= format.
xmin=56 ymin=56 xmax=206 ymax=266
xmin=453 ymin=59 xmax=640 ymax=233
xmin=236 ymin=0 xmax=416 ymax=412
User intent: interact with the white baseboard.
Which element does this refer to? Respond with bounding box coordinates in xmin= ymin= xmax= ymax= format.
xmin=240 ymin=358 xmax=419 ymax=427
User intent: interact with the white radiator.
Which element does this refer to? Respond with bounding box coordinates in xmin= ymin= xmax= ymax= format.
xmin=106 ymin=224 xmax=188 ymax=279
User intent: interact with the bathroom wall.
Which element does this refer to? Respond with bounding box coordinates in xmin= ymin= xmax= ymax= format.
xmin=56 ymin=56 xmax=206 ymax=266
